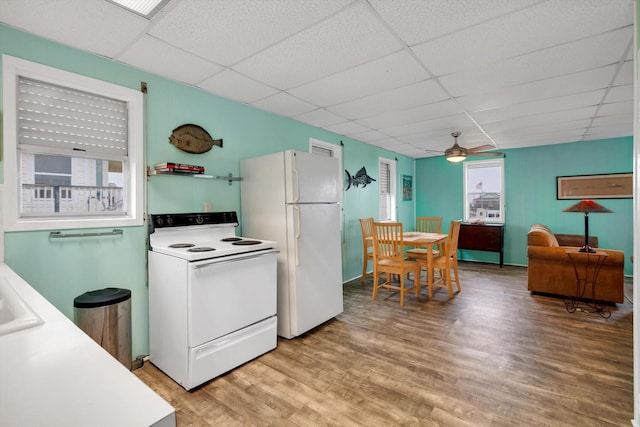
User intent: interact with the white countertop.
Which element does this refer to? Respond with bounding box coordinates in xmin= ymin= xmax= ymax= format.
xmin=0 ymin=263 xmax=176 ymax=427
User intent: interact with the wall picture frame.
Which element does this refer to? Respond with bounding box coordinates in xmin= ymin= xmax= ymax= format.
xmin=402 ymin=175 xmax=412 ymax=201
xmin=556 ymin=173 xmax=632 ymax=200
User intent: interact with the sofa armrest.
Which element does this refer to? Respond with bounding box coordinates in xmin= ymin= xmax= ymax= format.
xmin=527 ymin=245 xmax=622 ymax=263
xmin=555 ymin=234 xmax=598 ymax=248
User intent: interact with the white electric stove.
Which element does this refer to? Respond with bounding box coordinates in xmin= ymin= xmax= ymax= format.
xmin=147 ymin=212 xmax=278 ymax=391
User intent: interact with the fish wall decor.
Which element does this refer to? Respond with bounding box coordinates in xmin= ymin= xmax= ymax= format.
xmin=169 ymin=124 xmax=223 ymax=154
xmin=344 ymin=167 xmax=376 ymax=190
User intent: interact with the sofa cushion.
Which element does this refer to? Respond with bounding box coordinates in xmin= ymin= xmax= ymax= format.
xmin=527 ymin=224 xmax=559 ymax=247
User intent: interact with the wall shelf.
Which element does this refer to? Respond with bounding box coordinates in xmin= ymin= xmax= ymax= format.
xmin=147 ymin=167 xmax=243 ymax=185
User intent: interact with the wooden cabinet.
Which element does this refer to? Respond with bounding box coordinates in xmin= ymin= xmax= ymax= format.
xmin=458 ymin=223 xmax=504 ymax=267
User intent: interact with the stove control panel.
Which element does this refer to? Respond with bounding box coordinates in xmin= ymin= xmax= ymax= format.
xmin=149 ymin=212 xmax=239 ymax=230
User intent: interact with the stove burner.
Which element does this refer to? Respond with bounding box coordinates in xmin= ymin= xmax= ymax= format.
xmin=187 ymin=247 xmax=216 ymax=252
xmin=232 ymin=240 xmax=262 ymax=246
xmin=169 ymin=243 xmax=196 ymax=248
xmin=221 ymin=237 xmax=243 ymax=242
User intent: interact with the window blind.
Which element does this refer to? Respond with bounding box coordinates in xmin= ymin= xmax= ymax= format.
xmin=311 ymin=145 xmax=333 ymax=157
xmin=379 ymin=161 xmax=390 ymax=195
xmin=17 ymin=76 xmax=128 ymax=157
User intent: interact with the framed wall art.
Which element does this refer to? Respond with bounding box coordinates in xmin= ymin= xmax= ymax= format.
xmin=556 ymin=172 xmax=632 ymax=200
xmin=402 ymin=175 xmax=412 ymax=201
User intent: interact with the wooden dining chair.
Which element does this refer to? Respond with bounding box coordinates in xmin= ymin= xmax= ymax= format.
xmin=359 ymin=217 xmax=374 ymax=283
xmin=407 ymin=216 xmax=443 ymax=261
xmin=419 ymin=220 xmax=462 ymax=299
xmin=371 ymin=222 xmax=421 ymax=306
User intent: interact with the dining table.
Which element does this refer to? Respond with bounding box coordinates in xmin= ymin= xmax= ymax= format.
xmin=402 ymin=232 xmax=449 ymax=287
xmin=367 ymin=231 xmax=448 ymax=289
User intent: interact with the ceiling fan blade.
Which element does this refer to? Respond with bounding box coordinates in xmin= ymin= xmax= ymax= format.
xmin=467 ymin=144 xmax=497 ymax=153
xmin=474 ymin=151 xmax=503 ymax=157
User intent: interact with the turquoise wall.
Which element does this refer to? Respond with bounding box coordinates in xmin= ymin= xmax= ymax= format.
xmin=0 ymin=25 xmax=414 ymax=356
xmin=415 ymin=137 xmax=634 ymax=275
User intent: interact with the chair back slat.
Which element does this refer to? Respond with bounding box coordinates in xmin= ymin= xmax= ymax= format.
xmin=359 ymin=217 xmax=374 ymax=248
xmin=372 ymin=222 xmax=403 ymax=260
xmin=416 ymin=216 xmax=443 ymax=233
xmin=447 ymin=220 xmax=462 ymax=258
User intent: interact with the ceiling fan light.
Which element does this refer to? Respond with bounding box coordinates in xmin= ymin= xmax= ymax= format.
xmin=445 ymin=145 xmax=466 ymax=162
xmin=446 ymin=154 xmax=466 ymax=162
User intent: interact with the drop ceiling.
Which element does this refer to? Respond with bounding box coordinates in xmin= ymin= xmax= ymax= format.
xmin=0 ymin=0 xmax=633 ymax=159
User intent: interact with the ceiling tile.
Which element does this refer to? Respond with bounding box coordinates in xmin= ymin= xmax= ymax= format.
xmin=293 ymin=109 xmax=347 ymax=127
xmin=604 ymin=85 xmax=633 ymax=103
xmin=380 ymin=114 xmax=476 ymax=138
xmin=591 ymin=113 xmax=633 ymax=127
xmin=347 ymin=129 xmax=393 ymax=143
xmin=597 ymin=100 xmax=633 ymax=117
xmin=233 ymin=3 xmax=402 ymax=89
xmin=413 ymin=0 xmax=633 ymax=76
xmin=357 ymin=99 xmax=465 ymax=129
xmin=328 ymin=79 xmax=449 ymax=120
xmin=149 ymin=0 xmax=351 ymax=66
xmin=324 ymin=120 xmax=370 ymax=136
xmin=288 ymin=50 xmax=428 ymax=107
xmin=369 ymin=0 xmax=540 ymax=45
xmin=614 ymin=60 xmax=633 ymax=85
xmin=472 ymin=90 xmax=606 ymax=124
xmin=481 ymin=106 xmax=598 ymax=132
xmin=0 ymin=0 xmax=148 ymax=57
xmin=117 ymin=36 xmax=223 ymax=85
xmin=491 ymin=119 xmax=592 ymax=137
xmin=457 ymin=64 xmax=618 ymax=112
xmin=197 ymin=70 xmax=279 ymax=104
xmin=250 ymin=92 xmax=317 ymax=117
xmin=584 ymin=124 xmax=633 ymax=140
xmin=439 ymin=27 xmax=632 ymax=97
xmin=494 ymin=128 xmax=589 ymax=148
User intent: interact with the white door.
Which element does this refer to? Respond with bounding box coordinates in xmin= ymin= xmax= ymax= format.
xmin=286 ymin=203 xmax=343 ymax=337
xmin=285 ymin=150 xmax=340 ymax=203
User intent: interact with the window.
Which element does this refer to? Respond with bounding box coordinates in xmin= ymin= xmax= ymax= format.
xmin=2 ymin=55 xmax=143 ymax=231
xmin=378 ymin=158 xmax=396 ymax=221
xmin=463 ymin=159 xmax=504 ymax=223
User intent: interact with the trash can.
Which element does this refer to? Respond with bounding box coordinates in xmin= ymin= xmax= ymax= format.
xmin=74 ymin=288 xmax=132 ymax=370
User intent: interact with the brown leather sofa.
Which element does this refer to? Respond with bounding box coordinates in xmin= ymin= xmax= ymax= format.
xmin=527 ymin=224 xmax=624 ymax=303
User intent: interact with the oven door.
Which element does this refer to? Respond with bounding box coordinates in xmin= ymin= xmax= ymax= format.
xmin=187 ymin=249 xmax=277 ymax=347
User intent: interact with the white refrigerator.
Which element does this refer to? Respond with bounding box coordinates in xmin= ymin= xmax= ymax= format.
xmin=240 ymin=150 xmax=343 ymax=339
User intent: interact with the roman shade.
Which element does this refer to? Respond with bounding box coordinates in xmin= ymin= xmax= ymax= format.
xmin=17 ymin=76 xmax=128 ymax=158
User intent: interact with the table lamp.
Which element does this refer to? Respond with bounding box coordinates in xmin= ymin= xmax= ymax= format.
xmin=562 ymin=199 xmax=613 ymax=253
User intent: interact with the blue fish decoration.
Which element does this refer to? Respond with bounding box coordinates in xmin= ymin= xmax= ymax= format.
xmin=345 ymin=167 xmax=376 ymax=190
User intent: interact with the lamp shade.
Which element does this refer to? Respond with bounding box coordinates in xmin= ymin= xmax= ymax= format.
xmin=562 ymin=199 xmax=613 ymax=214
xmin=562 ymin=199 xmax=612 ymax=252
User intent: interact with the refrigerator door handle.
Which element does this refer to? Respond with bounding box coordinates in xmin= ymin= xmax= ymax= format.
xmin=293 ymin=166 xmax=300 ymax=202
xmin=293 ymin=205 xmax=301 ymax=265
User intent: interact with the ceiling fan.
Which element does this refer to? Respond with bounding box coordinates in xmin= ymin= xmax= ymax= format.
xmin=445 ymin=131 xmax=502 ymax=163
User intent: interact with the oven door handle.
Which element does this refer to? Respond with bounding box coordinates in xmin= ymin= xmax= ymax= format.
xmin=191 ymin=250 xmax=277 ymax=269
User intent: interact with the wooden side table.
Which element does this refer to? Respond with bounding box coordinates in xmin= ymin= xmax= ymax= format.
xmin=565 ymin=249 xmax=610 ymax=318
xmin=458 ymin=223 xmax=504 ymax=267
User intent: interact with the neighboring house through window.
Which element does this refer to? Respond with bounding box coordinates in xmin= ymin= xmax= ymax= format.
xmin=463 ymin=158 xmax=505 ymax=223
xmin=2 ymin=55 xmax=143 ymax=231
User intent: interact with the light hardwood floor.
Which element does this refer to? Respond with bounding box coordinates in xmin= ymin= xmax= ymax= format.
xmin=135 ymin=262 xmax=633 ymax=426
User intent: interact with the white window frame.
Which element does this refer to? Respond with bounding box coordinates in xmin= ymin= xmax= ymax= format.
xmin=2 ymin=55 xmax=144 ymax=231
xmin=378 ymin=157 xmax=397 ymax=222
xmin=463 ymin=158 xmax=505 ymax=223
